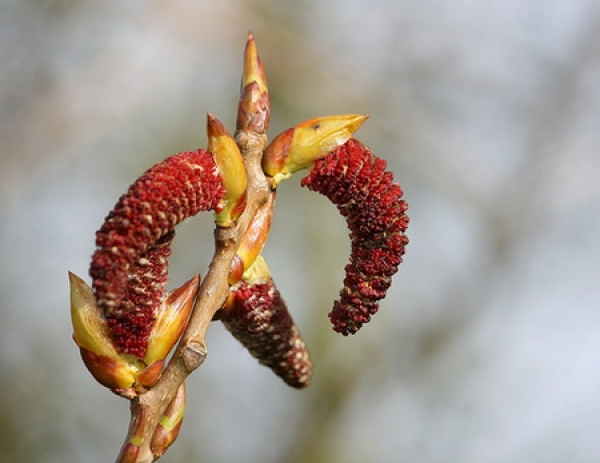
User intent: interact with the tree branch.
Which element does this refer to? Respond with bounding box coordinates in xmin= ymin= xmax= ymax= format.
xmin=115 ymin=130 xmax=269 ymax=463
xmin=114 ymin=33 xmax=272 ymax=462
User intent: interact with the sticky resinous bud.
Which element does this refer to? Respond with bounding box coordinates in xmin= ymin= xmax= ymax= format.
xmin=69 ymin=271 xmax=139 ymax=390
xmin=228 ymin=192 xmax=274 ymax=285
xmin=207 ymin=113 xmax=247 ymax=227
xmin=262 ymin=114 xmax=368 ymax=186
xmin=236 ymin=32 xmax=270 ymax=134
xmin=151 ymin=383 xmax=187 ymax=460
xmin=143 ymin=275 xmax=198 ymax=367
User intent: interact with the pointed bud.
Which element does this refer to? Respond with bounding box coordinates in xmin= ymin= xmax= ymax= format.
xmin=301 ymin=139 xmax=409 ymax=335
xmin=151 ymin=383 xmax=187 ymax=459
xmin=207 ymin=114 xmax=248 ymax=227
xmin=69 ymin=272 xmax=139 ymax=390
xmin=228 ymin=193 xmax=274 ymax=285
xmin=262 ymin=114 xmax=368 ymax=185
xmin=238 ymin=254 xmax=272 ymax=285
xmin=222 ymin=257 xmax=312 ymax=388
xmin=236 ymin=32 xmax=270 ymax=134
xmin=143 ymin=276 xmax=199 ymax=365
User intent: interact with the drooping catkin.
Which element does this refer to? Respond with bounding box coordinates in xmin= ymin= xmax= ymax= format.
xmin=301 ymin=139 xmax=409 ymax=335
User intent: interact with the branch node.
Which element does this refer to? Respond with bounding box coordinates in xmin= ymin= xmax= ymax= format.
xmin=182 ymin=341 xmax=208 ymax=372
xmin=235 ymin=131 xmax=267 ymax=153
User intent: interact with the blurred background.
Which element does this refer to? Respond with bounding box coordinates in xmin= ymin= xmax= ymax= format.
xmin=2 ymin=0 xmax=600 ymax=462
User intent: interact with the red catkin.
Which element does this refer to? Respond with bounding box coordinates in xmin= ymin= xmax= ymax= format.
xmin=301 ymin=139 xmax=409 ymax=335
xmin=105 ymin=232 xmax=173 ymax=359
xmin=221 ymin=280 xmax=312 ymax=388
xmin=90 ymin=150 xmax=226 ymax=358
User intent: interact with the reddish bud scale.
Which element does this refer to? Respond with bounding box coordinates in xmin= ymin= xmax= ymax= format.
xmin=90 ymin=150 xmax=226 ymax=358
xmin=221 ymin=280 xmax=312 ymax=388
xmin=301 ymin=139 xmax=409 ymax=335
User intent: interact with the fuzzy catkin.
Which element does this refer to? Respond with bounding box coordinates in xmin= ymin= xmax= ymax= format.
xmin=301 ymin=139 xmax=409 ymax=335
xmin=90 ymin=150 xmax=225 ymax=358
xmin=221 ymin=280 xmax=312 ymax=388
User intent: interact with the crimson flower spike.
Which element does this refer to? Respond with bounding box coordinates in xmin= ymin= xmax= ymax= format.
xmin=221 ymin=256 xmax=312 ymax=388
xmin=301 ymin=139 xmax=409 ymax=335
xmin=89 ymin=151 xmax=225 ymax=360
xmin=236 ymin=32 xmax=270 ymax=134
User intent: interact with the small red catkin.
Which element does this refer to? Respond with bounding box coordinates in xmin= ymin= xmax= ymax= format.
xmin=300 ymin=139 xmax=409 ymax=335
xmin=221 ymin=280 xmax=312 ymax=388
xmin=90 ymin=150 xmax=226 ymax=358
xmin=107 ymin=231 xmax=173 ymax=359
